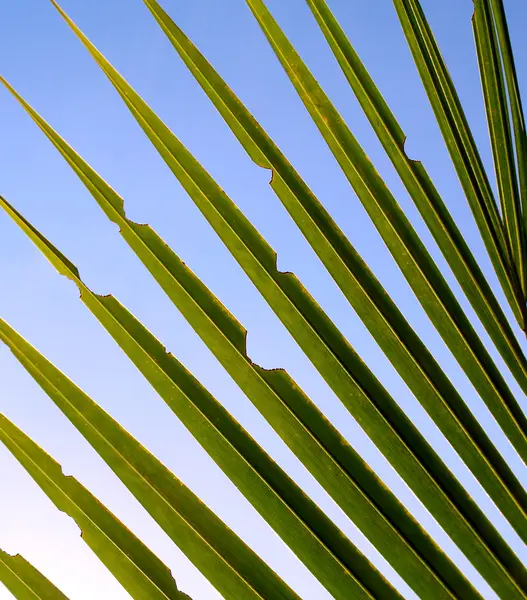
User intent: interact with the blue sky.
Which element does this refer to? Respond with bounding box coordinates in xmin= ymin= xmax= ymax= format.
xmin=1 ymin=0 xmax=527 ymax=598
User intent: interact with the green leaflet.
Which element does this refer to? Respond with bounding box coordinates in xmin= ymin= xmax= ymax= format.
xmin=391 ymin=0 xmax=524 ymax=323
xmin=0 ymin=550 xmax=69 ymax=600
xmin=0 ymin=346 xmax=398 ymax=600
xmin=2 ymin=1 xmax=527 ymax=598
xmin=302 ymin=0 xmax=527 ymax=398
xmin=473 ymin=0 xmax=526 ymax=296
xmin=127 ymin=3 xmax=527 ymax=594
xmin=242 ymin=0 xmax=527 ymax=470
xmin=0 ymin=233 xmax=403 ymax=600
xmin=0 ymin=414 xmax=191 ymax=600
xmin=0 ymin=196 xmax=481 ymax=600
xmin=3 ymin=4 xmax=526 ymax=596
xmin=34 ymin=0 xmax=527 ymax=572
xmin=487 ymin=0 xmax=527 ymax=247
xmin=0 ymin=327 xmax=300 ymax=600
xmin=392 ymin=0 xmax=523 ymax=321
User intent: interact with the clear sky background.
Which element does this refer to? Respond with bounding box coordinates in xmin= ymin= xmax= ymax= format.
xmin=1 ymin=0 xmax=527 ymax=598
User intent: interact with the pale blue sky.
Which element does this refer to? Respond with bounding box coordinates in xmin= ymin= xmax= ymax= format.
xmin=1 ymin=0 xmax=527 ymax=598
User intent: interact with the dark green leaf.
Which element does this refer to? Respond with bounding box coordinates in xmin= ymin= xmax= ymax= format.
xmin=473 ymin=0 xmax=526 ymax=295
xmin=487 ymin=0 xmax=527 ymax=250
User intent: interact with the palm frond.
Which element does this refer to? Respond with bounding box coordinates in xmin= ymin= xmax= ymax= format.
xmin=301 ymin=0 xmax=527 ymax=394
xmin=0 ymin=208 xmax=403 ymax=599
xmin=243 ymin=0 xmax=527 ymax=473
xmin=474 ymin=0 xmax=526 ymax=305
xmin=10 ymin=3 xmax=527 ymax=584
xmin=0 ymin=319 xmax=303 ymax=600
xmin=0 ymin=195 xmax=488 ymax=598
xmin=392 ymin=0 xmax=525 ymax=324
xmin=2 ymin=0 xmax=527 ymax=597
xmin=487 ymin=0 xmax=527 ymax=236
xmin=0 ymin=414 xmax=192 ymax=600
xmin=0 ymin=550 xmax=69 ymax=600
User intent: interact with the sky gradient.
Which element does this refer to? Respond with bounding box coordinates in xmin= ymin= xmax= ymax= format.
xmin=1 ymin=0 xmax=527 ymax=598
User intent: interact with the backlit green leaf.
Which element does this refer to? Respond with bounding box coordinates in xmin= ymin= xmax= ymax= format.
xmin=131 ymin=4 xmax=527 ymax=595
xmin=0 ymin=194 xmax=483 ymax=599
xmin=0 ymin=327 xmax=300 ymax=600
xmin=487 ymin=0 xmax=527 ymax=245
xmin=2 ymin=1 xmax=527 ymax=597
xmin=21 ymin=4 xmax=527 ymax=589
xmin=302 ymin=0 xmax=527 ymax=398
xmin=241 ymin=0 xmax=527 ymax=478
xmin=473 ymin=0 xmax=526 ymax=295
xmin=0 ymin=251 xmax=401 ymax=600
xmin=2 ymin=4 xmax=525 ymax=595
xmin=0 ymin=550 xmax=68 ymax=600
xmin=0 ymin=414 xmax=192 ymax=600
xmin=392 ymin=0 xmax=524 ymax=324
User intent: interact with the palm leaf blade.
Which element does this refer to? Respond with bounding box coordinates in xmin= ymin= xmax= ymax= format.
xmin=392 ymin=0 xmax=524 ymax=323
xmin=0 ymin=194 xmax=483 ymax=599
xmin=473 ymin=0 xmax=525 ymax=294
xmin=242 ymin=0 xmax=527 ymax=475
xmin=0 ymin=322 xmax=303 ymax=600
xmin=488 ymin=0 xmax=527 ymax=239
xmin=0 ymin=551 xmax=69 ymax=600
xmin=3 ymin=0 xmax=525 ymax=597
xmin=3 ymin=7 xmax=527 ymax=594
xmin=302 ymin=0 xmax=527 ymax=397
xmin=0 ymin=256 xmax=392 ymax=600
xmin=37 ymin=0 xmax=527 ymax=568
xmin=130 ymin=4 xmax=527 ymax=594
xmin=0 ymin=414 xmax=191 ymax=600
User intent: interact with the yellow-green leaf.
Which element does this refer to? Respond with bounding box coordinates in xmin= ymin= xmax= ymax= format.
xmin=0 ymin=278 xmax=400 ymax=600
xmin=30 ymin=1 xmax=527 ymax=582
xmin=0 ymin=414 xmax=191 ymax=600
xmin=302 ymin=0 xmax=527 ymax=399
xmin=0 ymin=196 xmax=483 ymax=599
xmin=392 ymin=0 xmax=524 ymax=324
xmin=0 ymin=329 xmax=300 ymax=600
xmin=0 ymin=551 xmax=68 ymax=600
xmin=133 ymin=4 xmax=527 ymax=595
